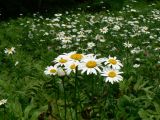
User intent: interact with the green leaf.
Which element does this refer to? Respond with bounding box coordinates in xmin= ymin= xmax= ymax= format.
xmin=30 ymin=105 xmax=48 ymax=120
xmin=24 ymin=103 xmax=36 ymax=119
xmin=133 ymin=79 xmax=148 ymax=92
xmin=153 ymin=102 xmax=160 ymax=113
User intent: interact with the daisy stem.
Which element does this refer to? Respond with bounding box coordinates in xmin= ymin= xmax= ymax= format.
xmin=75 ymin=67 xmax=78 ymax=120
xmin=91 ymin=75 xmax=95 ymax=115
xmin=3 ymin=105 xmax=6 ymax=120
xmin=54 ymin=78 xmax=61 ymax=118
xmin=66 ymin=76 xmax=74 ymax=120
xmin=55 ymin=98 xmax=61 ymax=118
xmin=77 ymin=81 xmax=83 ymax=109
xmin=92 ymin=75 xmax=95 ymax=92
xmin=62 ymin=78 xmax=67 ymax=120
xmin=99 ymin=77 xmax=103 ymax=116
xmin=67 ymin=98 xmax=74 ymax=120
xmin=126 ymin=47 xmax=130 ymax=79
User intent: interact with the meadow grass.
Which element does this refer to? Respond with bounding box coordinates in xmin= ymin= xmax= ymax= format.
xmin=0 ymin=0 xmax=160 ymax=119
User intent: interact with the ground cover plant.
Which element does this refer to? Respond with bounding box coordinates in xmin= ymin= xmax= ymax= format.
xmin=0 ymin=0 xmax=160 ymax=119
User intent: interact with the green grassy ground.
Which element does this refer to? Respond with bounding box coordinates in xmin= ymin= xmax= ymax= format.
xmin=0 ymin=0 xmax=160 ymax=119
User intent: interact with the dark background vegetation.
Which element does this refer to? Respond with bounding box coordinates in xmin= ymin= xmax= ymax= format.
xmin=0 ymin=0 xmax=158 ymax=20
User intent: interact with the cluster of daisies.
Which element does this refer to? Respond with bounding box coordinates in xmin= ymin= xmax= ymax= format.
xmin=44 ymin=51 xmax=123 ymax=84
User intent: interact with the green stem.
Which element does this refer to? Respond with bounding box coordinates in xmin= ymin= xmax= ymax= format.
xmin=91 ymin=75 xmax=95 ymax=116
xmin=75 ymin=67 xmax=78 ymax=120
xmin=65 ymin=76 xmax=74 ymax=120
xmin=100 ymin=76 xmax=105 ymax=117
xmin=92 ymin=75 xmax=95 ymax=93
xmin=77 ymin=77 xmax=83 ymax=115
xmin=67 ymin=98 xmax=74 ymax=120
xmin=54 ymin=78 xmax=60 ymax=118
xmin=62 ymin=78 xmax=67 ymax=120
xmin=4 ymin=105 xmax=6 ymax=120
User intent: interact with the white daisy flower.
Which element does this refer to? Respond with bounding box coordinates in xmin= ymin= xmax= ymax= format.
xmin=95 ymin=34 xmax=105 ymax=42
xmin=4 ymin=47 xmax=16 ymax=55
xmin=133 ymin=64 xmax=140 ymax=68
xmin=54 ymin=55 xmax=69 ymax=66
xmin=85 ymin=54 xmax=95 ymax=58
xmin=104 ymin=56 xmax=123 ymax=69
xmin=113 ymin=25 xmax=121 ymax=31
xmin=131 ymin=47 xmax=142 ymax=54
xmin=64 ymin=61 xmax=78 ymax=75
xmin=100 ymin=26 xmax=108 ymax=33
xmin=44 ymin=66 xmax=58 ymax=75
xmin=55 ymin=13 xmax=62 ymax=17
xmin=101 ymin=68 xmax=123 ymax=84
xmin=0 ymin=99 xmax=7 ymax=106
xmin=66 ymin=51 xmax=84 ymax=61
xmin=79 ymin=55 xmax=102 ymax=75
xmin=123 ymin=42 xmax=132 ymax=48
xmin=61 ymin=36 xmax=72 ymax=44
xmin=87 ymin=42 xmax=96 ymax=49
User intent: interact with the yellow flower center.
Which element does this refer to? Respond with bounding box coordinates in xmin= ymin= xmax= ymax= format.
xmin=7 ymin=48 xmax=14 ymax=54
xmin=50 ymin=69 xmax=57 ymax=73
xmin=108 ymin=59 xmax=117 ymax=65
xmin=70 ymin=64 xmax=76 ymax=69
xmin=64 ymin=37 xmax=69 ymax=40
xmin=70 ymin=54 xmax=83 ymax=60
xmin=59 ymin=58 xmax=67 ymax=63
xmin=8 ymin=48 xmax=12 ymax=52
xmin=108 ymin=71 xmax=116 ymax=78
xmin=86 ymin=61 xmax=97 ymax=68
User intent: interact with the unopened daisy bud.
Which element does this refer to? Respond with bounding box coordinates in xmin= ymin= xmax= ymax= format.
xmin=15 ymin=61 xmax=19 ymax=66
xmin=57 ymin=68 xmax=66 ymax=77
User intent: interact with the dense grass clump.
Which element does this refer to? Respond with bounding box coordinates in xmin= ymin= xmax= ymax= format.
xmin=0 ymin=0 xmax=160 ymax=119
